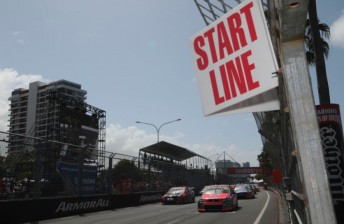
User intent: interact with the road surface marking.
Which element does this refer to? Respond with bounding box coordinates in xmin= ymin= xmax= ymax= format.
xmin=253 ymin=190 xmax=270 ymax=224
xmin=94 ymin=220 xmax=111 ymax=224
xmin=167 ymin=219 xmax=181 ymax=224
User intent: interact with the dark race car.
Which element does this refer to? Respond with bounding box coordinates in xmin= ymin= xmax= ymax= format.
xmin=161 ymin=186 xmax=195 ymax=205
xmin=234 ymin=184 xmax=255 ymax=199
xmin=198 ymin=184 xmax=238 ymax=212
xmin=248 ymin=183 xmax=259 ymax=194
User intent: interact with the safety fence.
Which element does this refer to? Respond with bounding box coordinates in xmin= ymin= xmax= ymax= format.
xmin=0 ymin=130 xmax=219 ymax=223
xmin=0 ymin=131 xmax=215 ymax=201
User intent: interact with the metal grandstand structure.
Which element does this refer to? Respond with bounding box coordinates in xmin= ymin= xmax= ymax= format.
xmin=138 ymin=141 xmax=211 ymax=169
xmin=137 ymin=141 xmax=215 ymax=191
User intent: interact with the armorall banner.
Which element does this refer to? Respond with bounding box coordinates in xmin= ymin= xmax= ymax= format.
xmin=316 ymin=104 xmax=344 ymax=217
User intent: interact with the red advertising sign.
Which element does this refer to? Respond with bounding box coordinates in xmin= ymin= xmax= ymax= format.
xmin=272 ymin=169 xmax=282 ymax=184
xmin=227 ymin=167 xmax=272 ymax=174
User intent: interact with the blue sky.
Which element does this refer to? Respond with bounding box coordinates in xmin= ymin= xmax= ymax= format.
xmin=0 ymin=0 xmax=343 ymax=167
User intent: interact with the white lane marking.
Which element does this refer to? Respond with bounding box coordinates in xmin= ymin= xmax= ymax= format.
xmin=167 ymin=220 xmax=181 ymax=224
xmin=60 ymin=217 xmax=72 ymax=220
xmin=94 ymin=221 xmax=111 ymax=224
xmin=253 ymin=191 xmax=270 ymax=224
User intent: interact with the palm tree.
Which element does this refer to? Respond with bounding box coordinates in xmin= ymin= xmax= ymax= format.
xmin=304 ymin=20 xmax=330 ymax=65
xmin=306 ymin=0 xmax=331 ymax=104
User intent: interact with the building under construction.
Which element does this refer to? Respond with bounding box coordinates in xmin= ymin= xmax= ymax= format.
xmin=6 ymin=80 xmax=106 ymax=195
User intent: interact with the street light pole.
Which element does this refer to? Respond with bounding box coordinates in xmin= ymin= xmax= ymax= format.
xmin=207 ymin=153 xmax=219 ymax=160
xmin=206 ymin=154 xmax=219 ymax=184
xmin=207 ymin=153 xmax=218 ymax=170
xmin=136 ymin=118 xmax=181 ymax=142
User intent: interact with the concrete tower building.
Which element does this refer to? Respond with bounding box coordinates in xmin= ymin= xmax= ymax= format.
xmin=8 ymin=80 xmax=87 ymax=153
xmin=242 ymin=162 xmax=250 ymax=167
xmin=7 ymin=79 xmax=106 ymax=195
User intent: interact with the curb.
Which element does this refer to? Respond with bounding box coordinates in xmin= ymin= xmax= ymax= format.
xmin=270 ymin=188 xmax=287 ymax=224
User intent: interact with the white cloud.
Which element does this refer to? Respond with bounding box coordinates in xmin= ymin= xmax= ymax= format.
xmin=11 ymin=31 xmax=26 ymax=46
xmin=105 ymin=123 xmax=185 ymax=157
xmin=330 ymin=10 xmax=344 ymax=48
xmin=0 ymin=68 xmax=46 ymax=131
xmin=12 ymin=31 xmax=24 ymax=36
xmin=105 ymin=123 xmax=259 ymax=166
xmin=188 ymin=142 xmax=259 ymax=166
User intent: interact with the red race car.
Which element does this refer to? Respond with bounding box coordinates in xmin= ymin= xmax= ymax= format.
xmin=161 ymin=186 xmax=195 ymax=205
xmin=198 ymin=185 xmax=238 ymax=212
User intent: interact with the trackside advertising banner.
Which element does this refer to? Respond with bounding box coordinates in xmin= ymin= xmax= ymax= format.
xmin=227 ymin=167 xmax=272 ymax=175
xmin=57 ymin=161 xmax=97 ymax=195
xmin=190 ymin=0 xmax=279 ymax=116
xmin=316 ymin=104 xmax=344 ymax=216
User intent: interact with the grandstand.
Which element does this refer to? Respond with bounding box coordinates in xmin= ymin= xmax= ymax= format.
xmin=138 ymin=141 xmax=214 ymax=193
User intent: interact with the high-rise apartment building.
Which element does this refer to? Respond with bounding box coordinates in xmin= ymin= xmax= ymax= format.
xmin=7 ymin=79 xmax=106 ymax=195
xmin=8 ymin=80 xmax=87 ymax=152
xmin=7 ymin=79 xmax=106 ymax=161
xmin=242 ymin=162 xmax=250 ymax=167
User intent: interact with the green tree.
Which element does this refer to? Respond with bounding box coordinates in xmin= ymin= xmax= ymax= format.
xmin=4 ymin=150 xmax=36 ymax=179
xmin=254 ymin=173 xmax=263 ymax=180
xmin=257 ymin=151 xmax=272 ymax=169
xmin=256 ymin=111 xmax=282 ymax=170
xmin=305 ymin=19 xmax=330 ymax=65
xmin=112 ymin=159 xmax=143 ymax=183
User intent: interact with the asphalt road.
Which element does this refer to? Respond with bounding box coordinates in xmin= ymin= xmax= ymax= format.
xmin=38 ymin=189 xmax=279 ymax=224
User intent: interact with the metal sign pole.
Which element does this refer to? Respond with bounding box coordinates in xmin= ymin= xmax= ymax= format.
xmin=280 ymin=39 xmax=336 ymax=223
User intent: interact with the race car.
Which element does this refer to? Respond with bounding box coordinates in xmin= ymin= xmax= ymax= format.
xmin=234 ymin=184 xmax=255 ymax=199
xmin=161 ymin=186 xmax=195 ymax=205
xmin=198 ymin=184 xmax=238 ymax=212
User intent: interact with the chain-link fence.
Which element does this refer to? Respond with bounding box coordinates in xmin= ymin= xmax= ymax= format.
xmin=0 ymin=133 xmax=106 ymax=199
xmin=0 ymin=131 xmax=217 ymax=200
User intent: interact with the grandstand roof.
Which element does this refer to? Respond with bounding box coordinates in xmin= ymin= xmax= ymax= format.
xmin=139 ymin=141 xmax=207 ymax=162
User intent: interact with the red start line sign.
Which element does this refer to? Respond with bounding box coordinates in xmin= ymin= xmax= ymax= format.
xmin=190 ymin=0 xmax=279 ymax=116
xmin=227 ymin=167 xmax=272 ymax=174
